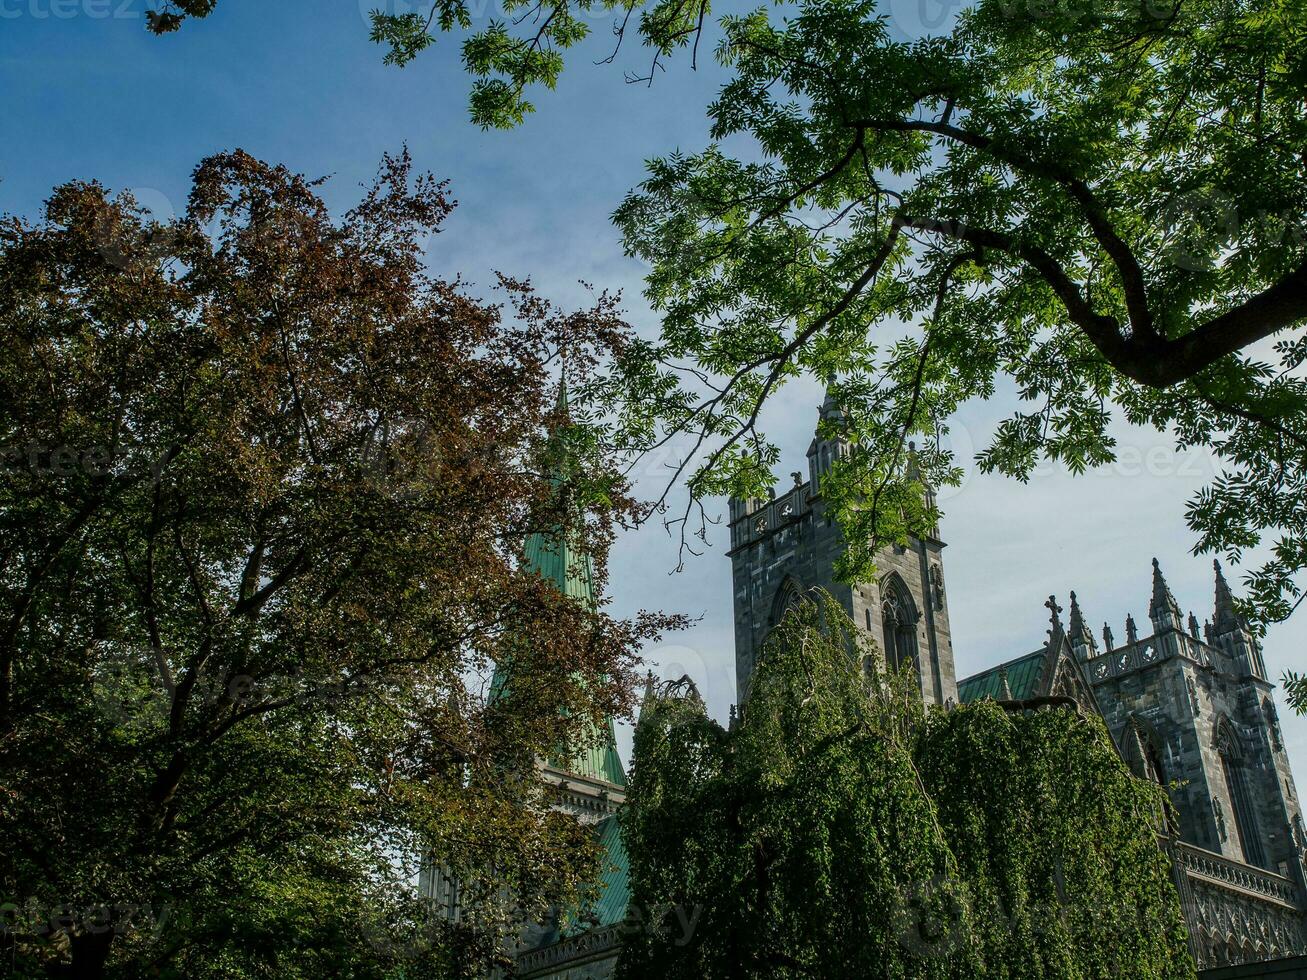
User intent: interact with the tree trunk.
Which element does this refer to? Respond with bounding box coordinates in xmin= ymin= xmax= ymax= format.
xmin=62 ymin=930 xmax=113 ymax=980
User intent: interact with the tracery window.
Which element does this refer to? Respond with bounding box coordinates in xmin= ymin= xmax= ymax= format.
xmin=1218 ymin=721 xmax=1269 ymax=869
xmin=1052 ymin=661 xmax=1093 ymax=711
xmin=880 ymin=576 xmax=920 ymax=674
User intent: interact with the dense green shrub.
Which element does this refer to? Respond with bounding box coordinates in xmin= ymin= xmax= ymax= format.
xmin=619 ymin=592 xmax=1195 ymax=979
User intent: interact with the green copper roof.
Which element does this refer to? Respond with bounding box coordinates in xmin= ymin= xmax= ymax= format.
xmin=523 ymin=528 xmax=626 ymax=787
xmin=523 ymin=531 xmax=597 ymax=607
xmin=488 ymin=534 xmax=626 ymax=787
xmin=488 ymin=384 xmax=627 ymax=789
xmin=560 ymin=724 xmax=626 ymax=787
xmin=551 ymin=814 xmax=631 ymax=940
xmin=521 ymin=379 xmax=597 ymax=609
xmin=958 ymin=649 xmax=1047 ymax=703
xmin=590 ymin=815 xmax=631 ymax=929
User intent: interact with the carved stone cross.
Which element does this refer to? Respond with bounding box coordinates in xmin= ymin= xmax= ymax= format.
xmin=1045 ymin=595 xmax=1063 ymax=632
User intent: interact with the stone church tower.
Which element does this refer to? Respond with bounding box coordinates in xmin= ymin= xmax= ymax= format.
xmin=727 ymin=393 xmax=959 ymax=706
xmin=1067 ymin=560 xmax=1307 ymax=966
xmin=961 ymin=558 xmax=1307 ymax=968
xmin=1079 ymin=559 xmax=1299 ymax=867
xmin=725 ymin=395 xmax=1307 ymax=969
xmin=421 ymin=386 xmax=631 ymax=979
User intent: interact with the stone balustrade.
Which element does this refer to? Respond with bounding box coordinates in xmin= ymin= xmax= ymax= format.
xmin=1177 ymin=841 xmax=1301 ymax=908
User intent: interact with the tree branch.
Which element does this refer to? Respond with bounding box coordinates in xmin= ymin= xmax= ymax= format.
xmin=860 ymin=118 xmax=1307 ymax=386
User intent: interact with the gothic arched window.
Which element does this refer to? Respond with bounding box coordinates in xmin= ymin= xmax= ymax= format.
xmin=770 ymin=579 xmax=803 ymax=628
xmin=880 ymin=576 xmax=920 ymax=674
xmin=1217 ymin=720 xmax=1269 ymax=869
xmin=1146 ymin=741 xmax=1167 ymax=788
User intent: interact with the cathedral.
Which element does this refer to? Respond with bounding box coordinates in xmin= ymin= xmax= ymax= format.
xmin=443 ymin=395 xmax=1307 ymax=977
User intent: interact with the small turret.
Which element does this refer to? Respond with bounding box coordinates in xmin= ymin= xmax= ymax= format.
xmin=727 ymin=493 xmax=767 ymax=550
xmin=1187 ymin=612 xmax=1201 ymax=640
xmin=1208 ymin=559 xmax=1266 ymax=679
xmin=905 ymin=440 xmax=938 ymax=513
xmin=1150 ymin=558 xmax=1183 ymax=631
xmin=806 ymin=388 xmax=850 ymax=494
xmin=1212 ymin=559 xmax=1245 ymax=634
xmin=1068 ymin=591 xmax=1098 ymax=659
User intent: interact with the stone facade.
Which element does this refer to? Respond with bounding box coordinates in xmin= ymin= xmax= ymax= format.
xmin=727 ymin=392 xmax=958 ymax=707
xmin=729 ymin=398 xmax=1307 ymax=972
xmin=1174 ymin=841 xmax=1306 ymax=967
xmin=514 ymin=925 xmax=624 ymax=979
xmin=1071 ymin=559 xmax=1307 ymax=968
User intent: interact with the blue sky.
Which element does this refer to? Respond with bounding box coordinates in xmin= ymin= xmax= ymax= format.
xmin=5 ymin=0 xmax=1307 ymax=780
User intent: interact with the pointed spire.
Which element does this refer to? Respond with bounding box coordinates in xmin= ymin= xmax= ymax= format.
xmin=542 ymin=374 xmax=579 ymax=486
xmin=1068 ymin=590 xmax=1086 ymax=634
xmin=1103 ymin=622 xmax=1115 ymax=650
xmin=1213 ymin=559 xmax=1245 ymax=633
xmin=524 ymin=526 xmax=596 ymax=606
xmin=808 ymin=387 xmax=852 ymax=492
xmin=819 ymin=386 xmax=844 ymax=420
xmin=527 ymin=378 xmax=595 ymax=606
xmin=493 ymin=393 xmax=626 ymax=789
xmin=1188 ymin=612 xmax=1201 ymax=640
xmin=1068 ymin=591 xmax=1097 ymax=651
xmin=1150 ymin=558 xmax=1182 ymax=625
xmin=998 ymin=667 xmax=1013 ymax=701
xmin=1125 ymin=613 xmax=1139 ymax=645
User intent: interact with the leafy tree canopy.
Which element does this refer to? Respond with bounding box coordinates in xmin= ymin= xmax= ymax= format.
xmin=620 ymin=592 xmax=1194 ymax=978
xmin=0 ymin=150 xmax=678 ymax=978
xmin=150 ymin=0 xmax=1307 ymax=639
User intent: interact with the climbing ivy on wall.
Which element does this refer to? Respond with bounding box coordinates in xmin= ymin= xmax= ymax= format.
xmin=618 ymin=592 xmax=1195 ymax=979
xmin=916 ymin=699 xmax=1193 ymax=978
